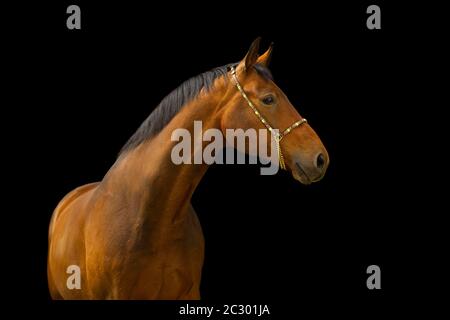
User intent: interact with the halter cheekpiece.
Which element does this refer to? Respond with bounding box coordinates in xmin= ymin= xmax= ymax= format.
xmin=230 ymin=66 xmax=307 ymax=170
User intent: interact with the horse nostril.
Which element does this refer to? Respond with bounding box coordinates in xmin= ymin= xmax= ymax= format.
xmin=316 ymin=153 xmax=325 ymax=169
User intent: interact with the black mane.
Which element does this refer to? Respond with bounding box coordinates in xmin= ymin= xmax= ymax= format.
xmin=119 ymin=63 xmax=273 ymax=154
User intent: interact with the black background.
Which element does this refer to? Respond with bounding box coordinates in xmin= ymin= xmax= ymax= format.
xmin=4 ymin=0 xmax=444 ymax=318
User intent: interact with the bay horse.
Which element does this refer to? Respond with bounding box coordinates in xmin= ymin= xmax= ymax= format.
xmin=47 ymin=38 xmax=329 ymax=299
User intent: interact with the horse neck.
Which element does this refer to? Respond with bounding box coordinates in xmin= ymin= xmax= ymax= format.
xmin=103 ymin=80 xmax=227 ymax=227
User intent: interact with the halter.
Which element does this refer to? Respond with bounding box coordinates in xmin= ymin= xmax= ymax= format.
xmin=230 ymin=66 xmax=307 ymax=170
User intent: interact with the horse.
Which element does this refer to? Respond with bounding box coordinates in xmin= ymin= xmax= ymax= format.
xmin=47 ymin=38 xmax=329 ymax=299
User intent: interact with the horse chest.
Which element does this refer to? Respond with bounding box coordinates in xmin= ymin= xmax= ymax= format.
xmin=124 ymin=214 xmax=204 ymax=299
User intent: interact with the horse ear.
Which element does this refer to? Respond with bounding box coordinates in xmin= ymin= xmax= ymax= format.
xmin=243 ymin=37 xmax=261 ymax=71
xmin=257 ymin=42 xmax=273 ymax=67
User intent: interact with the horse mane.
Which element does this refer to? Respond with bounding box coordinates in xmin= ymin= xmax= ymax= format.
xmin=119 ymin=62 xmax=273 ymax=155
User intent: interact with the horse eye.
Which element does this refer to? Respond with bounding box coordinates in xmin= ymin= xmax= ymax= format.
xmin=261 ymin=95 xmax=275 ymax=105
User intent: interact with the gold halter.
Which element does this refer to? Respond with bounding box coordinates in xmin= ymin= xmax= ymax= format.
xmin=230 ymin=66 xmax=307 ymax=170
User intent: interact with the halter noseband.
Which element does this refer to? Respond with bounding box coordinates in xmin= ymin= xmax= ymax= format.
xmin=230 ymin=66 xmax=307 ymax=170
